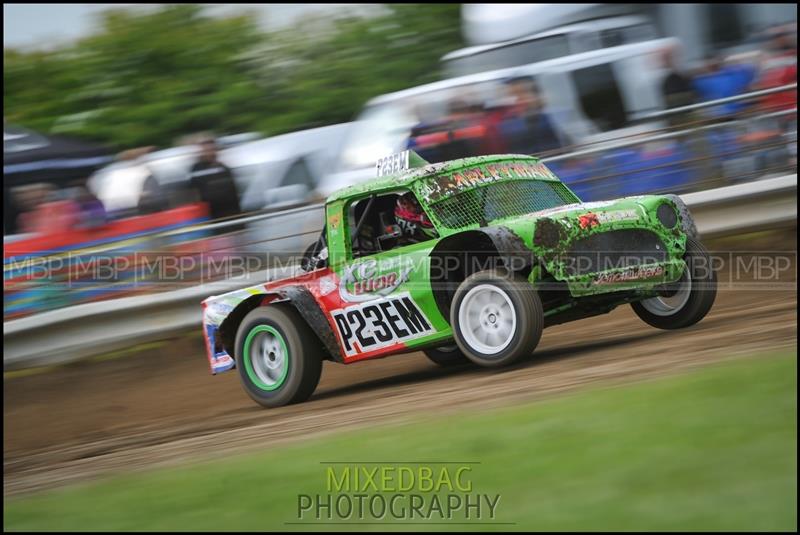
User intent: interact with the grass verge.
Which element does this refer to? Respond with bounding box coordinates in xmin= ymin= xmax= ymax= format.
xmin=4 ymin=351 xmax=797 ymax=531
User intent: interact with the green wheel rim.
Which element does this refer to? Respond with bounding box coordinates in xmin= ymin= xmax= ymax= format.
xmin=243 ymin=325 xmax=290 ymax=391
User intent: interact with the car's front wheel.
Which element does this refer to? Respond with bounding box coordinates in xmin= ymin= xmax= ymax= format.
xmin=235 ymin=305 xmax=323 ymax=407
xmin=450 ymin=269 xmax=544 ymax=367
xmin=631 ymin=236 xmax=717 ymax=330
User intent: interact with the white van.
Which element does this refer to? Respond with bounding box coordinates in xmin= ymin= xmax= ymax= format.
xmin=443 ymin=15 xmax=660 ymax=78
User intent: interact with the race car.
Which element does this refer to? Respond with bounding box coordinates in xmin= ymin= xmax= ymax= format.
xmin=201 ymin=151 xmax=716 ymax=407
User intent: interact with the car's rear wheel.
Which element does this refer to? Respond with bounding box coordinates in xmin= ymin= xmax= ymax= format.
xmin=631 ymin=236 xmax=717 ymax=329
xmin=235 ymin=305 xmax=322 ymax=407
xmin=424 ymin=344 xmax=470 ymax=367
xmin=450 ymin=269 xmax=543 ymax=367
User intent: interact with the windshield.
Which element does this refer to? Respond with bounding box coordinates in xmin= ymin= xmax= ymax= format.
xmin=426 ymin=178 xmax=579 ymax=229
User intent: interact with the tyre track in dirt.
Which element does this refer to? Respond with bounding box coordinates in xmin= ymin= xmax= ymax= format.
xmin=4 ymin=287 xmax=796 ymax=497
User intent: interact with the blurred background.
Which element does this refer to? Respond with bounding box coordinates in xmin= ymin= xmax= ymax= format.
xmin=3 ymin=3 xmax=797 ymax=319
xmin=3 ymin=5 xmax=797 ymax=529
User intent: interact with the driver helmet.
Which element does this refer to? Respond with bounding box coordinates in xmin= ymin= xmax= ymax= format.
xmin=394 ymin=192 xmax=435 ymax=239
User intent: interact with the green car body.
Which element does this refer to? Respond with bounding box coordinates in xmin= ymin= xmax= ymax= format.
xmin=202 ymin=152 xmax=715 ymax=406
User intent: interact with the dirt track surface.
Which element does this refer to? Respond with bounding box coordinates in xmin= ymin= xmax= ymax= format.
xmin=5 ymin=282 xmax=797 ymax=497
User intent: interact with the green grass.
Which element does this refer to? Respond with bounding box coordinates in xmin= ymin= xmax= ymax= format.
xmin=4 ymin=352 xmax=797 ymax=531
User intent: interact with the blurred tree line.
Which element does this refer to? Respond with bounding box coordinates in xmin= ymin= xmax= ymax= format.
xmin=4 ymin=4 xmax=463 ymax=149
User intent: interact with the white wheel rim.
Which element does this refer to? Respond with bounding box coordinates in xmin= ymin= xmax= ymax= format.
xmin=250 ymin=330 xmax=287 ymax=387
xmin=639 ymin=270 xmax=692 ymax=316
xmin=458 ymin=284 xmax=517 ymax=355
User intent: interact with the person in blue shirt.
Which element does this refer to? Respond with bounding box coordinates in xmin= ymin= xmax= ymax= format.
xmin=500 ymin=77 xmax=564 ymax=156
xmin=692 ymin=55 xmax=757 ymax=119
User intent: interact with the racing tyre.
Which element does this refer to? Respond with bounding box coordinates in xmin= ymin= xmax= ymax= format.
xmin=235 ymin=305 xmax=323 ymax=407
xmin=424 ymin=345 xmax=471 ymax=367
xmin=450 ymin=269 xmax=543 ymax=367
xmin=631 ymin=236 xmax=717 ymax=330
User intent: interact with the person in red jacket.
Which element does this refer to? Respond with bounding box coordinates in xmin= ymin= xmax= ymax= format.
xmin=756 ymin=26 xmax=797 ymax=113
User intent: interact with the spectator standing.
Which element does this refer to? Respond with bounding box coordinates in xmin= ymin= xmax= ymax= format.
xmin=659 ymin=45 xmax=718 ymax=183
xmin=440 ymin=98 xmax=485 ymax=160
xmin=188 ymin=137 xmax=241 ymax=222
xmin=756 ymin=25 xmax=797 ymax=113
xmin=660 ymin=45 xmax=699 ymax=127
xmin=501 ymin=77 xmax=565 ymax=156
xmin=89 ymin=146 xmax=162 ymax=217
xmin=478 ymin=98 xmax=512 ymax=155
xmin=692 ymin=55 xmax=757 ymax=119
xmin=73 ymin=183 xmax=108 ymax=229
